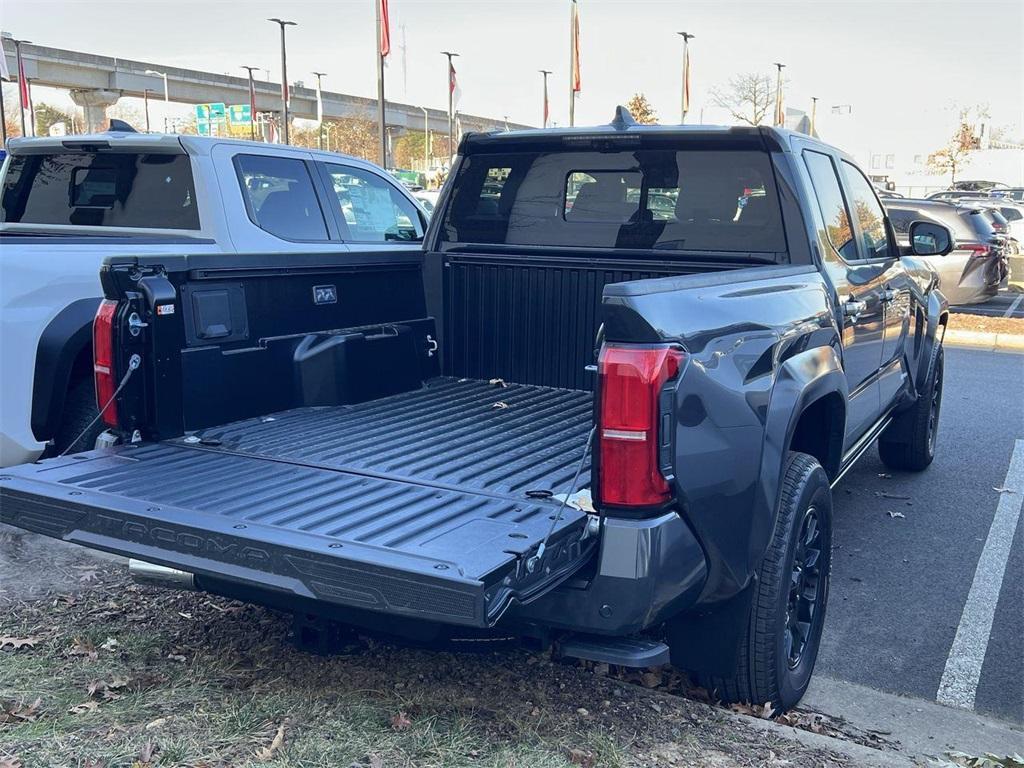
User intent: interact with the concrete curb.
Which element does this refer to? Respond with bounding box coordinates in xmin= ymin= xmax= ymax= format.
xmin=944 ymin=329 xmax=1024 ymax=351
xmin=726 ymin=710 xmax=915 ymax=767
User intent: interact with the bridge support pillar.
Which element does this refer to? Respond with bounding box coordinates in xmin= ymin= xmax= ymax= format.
xmin=70 ymin=89 xmax=121 ymax=132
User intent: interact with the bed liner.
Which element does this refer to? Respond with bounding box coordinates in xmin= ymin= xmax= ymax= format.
xmin=0 ymin=379 xmax=596 ymax=628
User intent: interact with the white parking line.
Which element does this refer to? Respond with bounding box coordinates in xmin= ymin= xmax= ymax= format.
xmin=936 ymin=439 xmax=1024 ymax=710
xmin=1003 ymin=294 xmax=1024 ymax=318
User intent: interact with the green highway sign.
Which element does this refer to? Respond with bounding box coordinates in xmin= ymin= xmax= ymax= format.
xmin=195 ymin=102 xmax=227 ymax=120
xmin=227 ymin=104 xmax=252 ymax=125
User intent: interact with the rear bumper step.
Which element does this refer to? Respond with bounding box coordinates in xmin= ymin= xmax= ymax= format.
xmin=0 ymin=452 xmax=595 ymax=629
xmin=558 ymin=634 xmax=671 ymax=668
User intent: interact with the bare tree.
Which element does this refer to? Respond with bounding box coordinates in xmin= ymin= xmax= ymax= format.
xmin=710 ymin=73 xmax=773 ymax=126
xmin=625 ymin=93 xmax=658 ymax=125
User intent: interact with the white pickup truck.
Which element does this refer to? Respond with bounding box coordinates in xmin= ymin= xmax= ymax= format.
xmin=0 ymin=131 xmax=427 ymax=467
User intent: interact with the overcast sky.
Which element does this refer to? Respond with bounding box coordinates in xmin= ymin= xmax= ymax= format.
xmin=3 ymin=0 xmax=1022 ymax=153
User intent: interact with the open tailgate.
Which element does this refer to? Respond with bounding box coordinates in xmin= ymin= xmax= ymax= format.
xmin=0 ymin=444 xmax=596 ymax=628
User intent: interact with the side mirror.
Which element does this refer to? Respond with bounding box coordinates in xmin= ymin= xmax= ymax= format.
xmin=909 ymin=220 xmax=953 ymax=256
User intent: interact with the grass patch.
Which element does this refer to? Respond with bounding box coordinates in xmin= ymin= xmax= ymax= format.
xmin=1 ymin=564 xmax=846 ymax=767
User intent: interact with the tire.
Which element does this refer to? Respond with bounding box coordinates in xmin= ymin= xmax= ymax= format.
xmin=52 ymin=377 xmax=102 ymax=455
xmin=697 ymin=452 xmax=832 ymax=712
xmin=878 ymin=344 xmax=944 ymax=472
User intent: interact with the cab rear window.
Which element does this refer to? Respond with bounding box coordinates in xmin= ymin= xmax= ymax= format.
xmin=441 ymin=148 xmax=786 ymax=255
xmin=1 ymin=152 xmax=200 ymax=229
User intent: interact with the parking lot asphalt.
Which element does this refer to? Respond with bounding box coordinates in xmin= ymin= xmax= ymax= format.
xmin=818 ymin=345 xmax=1024 ymax=725
xmin=952 ymin=290 xmax=1024 ymax=318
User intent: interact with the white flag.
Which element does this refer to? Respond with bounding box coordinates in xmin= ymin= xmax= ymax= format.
xmin=0 ymin=38 xmax=10 ymax=82
xmin=449 ymin=60 xmax=462 ymax=111
xmin=315 ymin=81 xmax=324 ymax=127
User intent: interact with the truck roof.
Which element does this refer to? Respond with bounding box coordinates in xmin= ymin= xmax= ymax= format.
xmin=4 ymin=131 xmax=383 ymax=172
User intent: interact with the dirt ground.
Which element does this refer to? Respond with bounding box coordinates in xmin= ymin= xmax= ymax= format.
xmin=0 ymin=527 xmax=863 ymax=768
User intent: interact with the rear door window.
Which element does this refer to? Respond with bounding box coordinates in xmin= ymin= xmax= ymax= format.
xmin=442 ymin=148 xmax=786 ymax=255
xmin=321 ymin=164 xmax=423 ymax=242
xmin=234 ymin=154 xmax=330 ymax=241
xmin=1 ymin=152 xmax=199 ymax=229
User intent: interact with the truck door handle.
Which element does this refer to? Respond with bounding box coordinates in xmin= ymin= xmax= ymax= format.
xmin=843 ymin=299 xmax=868 ymax=318
xmin=880 ymin=288 xmax=897 ymax=302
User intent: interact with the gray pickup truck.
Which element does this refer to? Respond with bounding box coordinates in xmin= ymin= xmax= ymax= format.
xmin=0 ymin=111 xmax=953 ymax=711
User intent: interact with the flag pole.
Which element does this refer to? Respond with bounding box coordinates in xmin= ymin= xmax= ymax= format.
xmin=568 ymin=1 xmax=576 ymax=127
xmin=441 ymin=51 xmax=459 ymax=161
xmin=678 ymin=31 xmax=694 ymax=124
xmin=773 ymin=62 xmax=786 ymax=127
xmin=13 ymin=39 xmax=29 ymax=137
xmin=376 ymin=0 xmax=388 ymax=167
xmin=539 ymin=69 xmax=551 ymax=128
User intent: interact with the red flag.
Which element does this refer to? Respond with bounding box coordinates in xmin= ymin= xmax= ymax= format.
xmin=682 ymin=47 xmax=691 ymax=116
xmin=449 ymin=60 xmax=462 ymax=109
xmin=571 ymin=1 xmax=581 ymax=93
xmin=16 ymin=43 xmax=29 ymax=110
xmin=379 ymin=0 xmax=391 ymax=57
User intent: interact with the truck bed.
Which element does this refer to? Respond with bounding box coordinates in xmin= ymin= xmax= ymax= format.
xmin=0 ymin=379 xmax=596 ymax=628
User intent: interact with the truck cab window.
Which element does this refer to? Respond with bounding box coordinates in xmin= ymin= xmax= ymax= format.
xmin=802 ymin=151 xmax=858 ymax=262
xmin=234 ymin=154 xmax=329 ymax=241
xmin=1 ymin=152 xmax=199 ymax=229
xmin=322 ymin=164 xmax=423 ymax=242
xmin=841 ymin=161 xmax=892 ymax=260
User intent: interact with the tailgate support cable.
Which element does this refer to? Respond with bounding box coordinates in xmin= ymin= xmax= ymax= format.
xmin=59 ymin=354 xmax=142 ymax=457
xmin=527 ymin=426 xmax=596 ymax=574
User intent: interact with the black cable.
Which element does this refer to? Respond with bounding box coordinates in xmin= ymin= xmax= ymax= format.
xmin=528 ymin=425 xmax=596 ymax=573
xmin=59 ymin=354 xmax=141 ymax=457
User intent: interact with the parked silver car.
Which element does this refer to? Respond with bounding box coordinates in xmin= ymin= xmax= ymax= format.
xmin=885 ymin=199 xmax=1010 ymax=305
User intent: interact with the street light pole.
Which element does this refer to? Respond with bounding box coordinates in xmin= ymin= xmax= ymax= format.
xmin=145 ymin=69 xmax=169 ymax=131
xmin=312 ymin=70 xmax=327 ymax=150
xmin=538 ymin=69 xmax=551 ymax=128
xmin=241 ymin=65 xmax=260 ymax=141
xmin=677 ymin=31 xmax=694 ymax=124
xmin=810 ymin=96 xmax=818 ymax=136
xmin=268 ymin=18 xmax=297 ymax=144
xmin=143 ymin=89 xmax=152 ymax=132
xmin=441 ymin=51 xmax=459 ymax=161
xmin=420 ymin=106 xmax=430 ymax=171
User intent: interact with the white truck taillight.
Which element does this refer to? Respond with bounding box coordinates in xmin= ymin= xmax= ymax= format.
xmin=597 ymin=344 xmax=684 ymax=507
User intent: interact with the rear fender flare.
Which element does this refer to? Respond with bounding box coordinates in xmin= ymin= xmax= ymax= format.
xmin=753 ymin=345 xmax=847 ymax=571
xmin=31 ymin=298 xmax=102 ymax=442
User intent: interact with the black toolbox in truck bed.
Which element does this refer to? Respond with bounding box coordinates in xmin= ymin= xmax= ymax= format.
xmin=0 ymin=379 xmax=596 ymax=628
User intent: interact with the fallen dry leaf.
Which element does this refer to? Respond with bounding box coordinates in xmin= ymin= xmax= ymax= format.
xmin=135 ymin=738 xmax=158 ymax=765
xmin=390 ymin=711 xmax=412 ymax=731
xmin=255 ymin=721 xmax=286 ymax=761
xmin=568 ymin=747 xmax=596 ymax=767
xmin=0 ymin=636 xmax=42 ymax=652
xmin=640 ymin=670 xmax=663 ymax=688
xmin=68 ymin=701 xmax=101 ymax=715
xmin=491 ymin=401 xmax=509 ymax=409
xmin=145 ymin=716 xmax=169 ymax=730
xmin=0 ymin=756 xmax=23 ymax=768
xmin=68 ymin=637 xmax=98 ymax=661
xmin=0 ymin=698 xmax=41 ymax=724
xmin=87 ymin=676 xmax=131 ymax=700
xmin=488 ymin=378 xmax=508 ymax=388
xmin=100 ymin=638 xmax=119 ymax=651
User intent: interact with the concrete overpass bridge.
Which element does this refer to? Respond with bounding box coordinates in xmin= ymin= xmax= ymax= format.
xmin=4 ymin=41 xmax=531 ymax=136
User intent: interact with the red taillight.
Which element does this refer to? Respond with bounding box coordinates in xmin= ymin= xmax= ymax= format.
xmin=598 ymin=344 xmax=684 ymax=507
xmin=93 ymin=299 xmax=119 ymax=427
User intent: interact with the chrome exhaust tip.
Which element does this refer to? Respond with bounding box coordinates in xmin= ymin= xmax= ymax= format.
xmin=128 ymin=559 xmax=196 ymax=590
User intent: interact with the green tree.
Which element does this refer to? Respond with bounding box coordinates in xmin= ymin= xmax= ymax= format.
xmin=625 ymin=93 xmax=658 ymax=125
xmin=33 ymin=102 xmax=75 ymax=136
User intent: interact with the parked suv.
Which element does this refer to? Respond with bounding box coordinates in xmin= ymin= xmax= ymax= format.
xmin=885 ymin=198 xmax=1009 ymax=304
xmin=1 ymin=116 xmax=952 ymax=711
xmin=0 ymin=131 xmax=426 ymax=466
